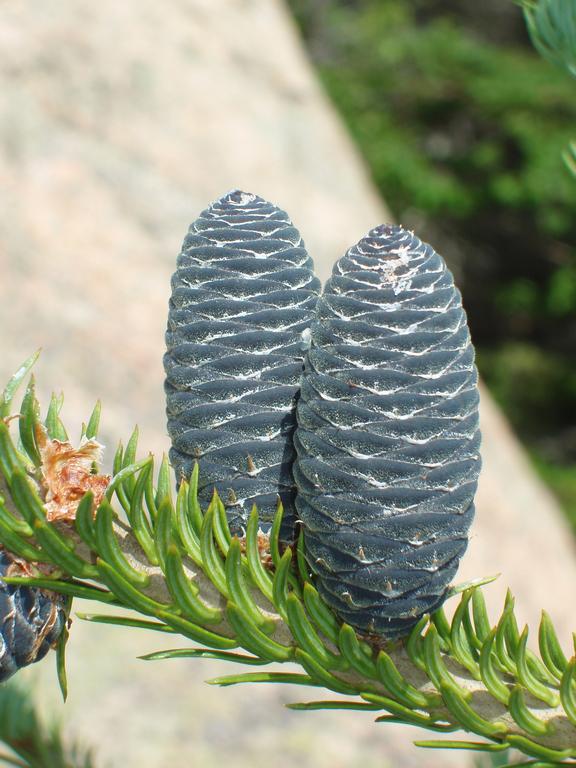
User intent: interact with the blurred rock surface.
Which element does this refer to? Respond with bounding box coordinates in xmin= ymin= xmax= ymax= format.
xmin=1 ymin=1 xmax=575 ymax=766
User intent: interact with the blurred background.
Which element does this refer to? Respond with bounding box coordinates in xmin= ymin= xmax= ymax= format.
xmin=0 ymin=1 xmax=575 ymax=766
xmin=290 ymin=0 xmax=576 ymax=529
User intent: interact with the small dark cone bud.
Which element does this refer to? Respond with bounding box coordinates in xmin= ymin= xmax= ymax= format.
xmin=294 ymin=224 xmax=481 ymax=639
xmin=165 ymin=190 xmax=321 ymax=541
xmin=0 ymin=550 xmax=66 ymax=682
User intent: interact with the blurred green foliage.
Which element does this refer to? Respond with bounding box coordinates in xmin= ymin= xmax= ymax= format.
xmin=531 ymin=452 xmax=576 ymax=528
xmin=288 ymin=0 xmax=576 ymax=528
xmin=0 ymin=681 xmax=95 ymax=768
xmin=477 ymin=343 xmax=576 ymax=437
xmin=290 ymin=1 xmax=576 ymax=235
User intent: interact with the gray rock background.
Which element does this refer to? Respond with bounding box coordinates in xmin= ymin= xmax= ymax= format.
xmin=1 ymin=1 xmax=575 ymax=766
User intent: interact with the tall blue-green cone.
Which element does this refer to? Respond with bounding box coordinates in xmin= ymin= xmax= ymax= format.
xmin=0 ymin=549 xmax=66 ymax=682
xmin=294 ymin=224 xmax=481 ymax=639
xmin=165 ymin=190 xmax=321 ymax=541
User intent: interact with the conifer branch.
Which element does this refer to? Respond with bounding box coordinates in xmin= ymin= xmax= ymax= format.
xmin=517 ymin=0 xmax=576 ymax=79
xmin=0 ymin=363 xmax=575 ymax=764
xmin=516 ymin=0 xmax=576 ymax=177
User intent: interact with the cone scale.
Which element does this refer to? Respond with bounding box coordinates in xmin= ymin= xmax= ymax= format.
xmin=165 ymin=190 xmax=320 ymax=540
xmin=294 ymin=224 xmax=481 ymax=639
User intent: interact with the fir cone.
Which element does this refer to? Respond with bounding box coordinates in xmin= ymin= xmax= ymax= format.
xmin=294 ymin=224 xmax=481 ymax=639
xmin=0 ymin=549 xmax=66 ymax=682
xmin=165 ymin=190 xmax=321 ymax=540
